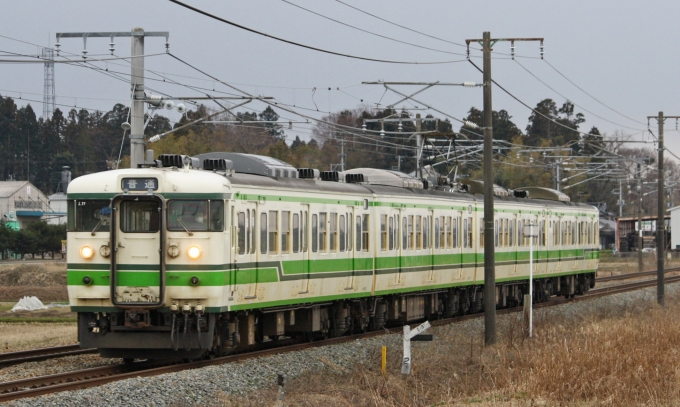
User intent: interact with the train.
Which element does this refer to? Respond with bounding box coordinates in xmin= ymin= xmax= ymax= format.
xmin=66 ymin=151 xmax=599 ymax=360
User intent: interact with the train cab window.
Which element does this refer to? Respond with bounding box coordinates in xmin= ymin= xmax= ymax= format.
xmin=380 ymin=215 xmax=388 ymax=251
xmin=71 ymin=199 xmax=111 ymax=232
xmin=281 ymin=211 xmax=291 ymax=253
xmin=120 ymin=201 xmax=160 ymax=233
xmin=238 ymin=212 xmax=246 ymax=255
xmin=319 ymin=212 xmax=327 ymax=252
xmin=329 ymin=213 xmax=338 ymax=252
xmin=260 ymin=213 xmax=267 ymax=254
xmin=416 ymin=216 xmax=422 ymax=250
xmin=312 ymin=214 xmax=318 ymax=252
xmin=362 ymin=214 xmax=370 ymax=251
xmin=339 ymin=214 xmax=346 ymax=252
xmin=269 ymin=211 xmax=279 ymax=254
xmin=293 ymin=213 xmax=300 ymax=253
xmin=434 ymin=218 xmax=440 ymax=249
xmin=389 ymin=215 xmax=395 ymax=250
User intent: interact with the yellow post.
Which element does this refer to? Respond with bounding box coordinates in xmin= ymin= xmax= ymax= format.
xmin=381 ymin=345 xmax=387 ymax=375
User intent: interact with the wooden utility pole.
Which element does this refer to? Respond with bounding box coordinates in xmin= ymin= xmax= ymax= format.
xmin=466 ymin=33 xmax=544 ymax=346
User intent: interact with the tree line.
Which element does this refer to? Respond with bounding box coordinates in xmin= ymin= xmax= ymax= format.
xmin=1 ymin=94 xmax=668 ymax=216
xmin=0 ymin=222 xmax=66 ymax=260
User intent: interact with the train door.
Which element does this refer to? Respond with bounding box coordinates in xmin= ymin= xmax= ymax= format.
xmin=110 ymin=195 xmax=164 ymax=306
xmin=235 ymin=201 xmax=257 ymax=299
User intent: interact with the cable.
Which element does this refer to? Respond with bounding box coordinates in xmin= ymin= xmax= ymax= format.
xmin=544 ymin=59 xmax=646 ymax=126
xmin=514 ymin=60 xmax=644 ymax=132
xmin=281 ymin=0 xmax=467 ymax=57
xmin=333 ymin=0 xmax=468 ymax=49
xmin=167 ymin=0 xmax=468 ymax=65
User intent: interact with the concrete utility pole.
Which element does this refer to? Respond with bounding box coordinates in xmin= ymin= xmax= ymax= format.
xmin=481 ymin=32 xmax=496 ymax=346
xmin=637 ymin=163 xmax=643 ymax=274
xmin=466 ymin=33 xmax=544 ymax=346
xmin=416 ymin=114 xmax=422 ymax=179
xmin=647 ymin=112 xmax=680 ymax=306
xmin=56 ymin=29 xmax=169 ymax=168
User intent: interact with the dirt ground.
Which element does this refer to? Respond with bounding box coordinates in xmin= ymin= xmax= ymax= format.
xmin=0 ymin=262 xmax=67 ymax=303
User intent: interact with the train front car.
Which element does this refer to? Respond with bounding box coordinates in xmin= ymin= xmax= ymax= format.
xmin=67 ymin=159 xmax=229 ymax=360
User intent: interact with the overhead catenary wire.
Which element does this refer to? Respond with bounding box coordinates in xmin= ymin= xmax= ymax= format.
xmin=167 ymin=0 xmax=468 ymax=65
xmin=280 ymin=0 xmax=468 ymax=57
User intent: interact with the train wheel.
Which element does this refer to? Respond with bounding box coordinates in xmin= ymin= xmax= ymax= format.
xmin=123 ymin=358 xmax=134 ymax=365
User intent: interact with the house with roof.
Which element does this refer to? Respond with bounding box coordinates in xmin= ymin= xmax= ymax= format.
xmin=0 ymin=181 xmax=53 ymax=229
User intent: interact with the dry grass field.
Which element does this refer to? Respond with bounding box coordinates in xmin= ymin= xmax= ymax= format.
xmin=214 ymin=266 xmax=680 ymax=406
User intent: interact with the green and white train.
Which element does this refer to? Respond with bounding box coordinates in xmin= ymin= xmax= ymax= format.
xmin=67 ymin=152 xmax=599 ymax=360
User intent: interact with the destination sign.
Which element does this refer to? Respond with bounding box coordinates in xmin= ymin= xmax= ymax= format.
xmin=122 ymin=178 xmax=158 ymax=191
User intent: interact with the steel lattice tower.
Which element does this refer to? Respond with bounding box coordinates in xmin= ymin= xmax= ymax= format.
xmin=41 ymin=47 xmax=55 ymax=120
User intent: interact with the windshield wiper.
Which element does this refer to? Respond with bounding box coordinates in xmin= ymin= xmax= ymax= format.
xmin=91 ymin=218 xmax=105 ymax=236
xmin=176 ymin=217 xmax=193 ymax=236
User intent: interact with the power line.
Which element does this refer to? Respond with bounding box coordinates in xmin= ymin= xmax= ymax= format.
xmin=167 ymin=0 xmax=468 ymax=65
xmin=544 ymin=59 xmax=646 ymax=126
xmin=280 ymin=0 xmax=467 ymax=57
xmin=514 ymin=59 xmax=644 ymax=132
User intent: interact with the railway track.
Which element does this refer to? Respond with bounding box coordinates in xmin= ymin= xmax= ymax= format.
xmin=0 ymin=345 xmax=96 ymax=369
xmin=597 ymin=266 xmax=680 ymax=282
xmin=1 ymin=273 xmax=676 ymax=403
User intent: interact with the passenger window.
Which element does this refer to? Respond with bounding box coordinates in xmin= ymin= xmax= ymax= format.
xmin=312 ymin=214 xmax=318 ymax=252
xmin=463 ymin=218 xmax=468 ymax=248
xmin=238 ymin=212 xmax=246 ymax=255
xmin=339 ymin=215 xmax=346 ymax=252
xmin=293 ymin=213 xmax=300 ymax=253
xmin=302 ymin=211 xmax=308 ymax=252
xmin=356 ymin=216 xmax=362 ymax=252
xmin=416 ymin=216 xmax=422 ymax=250
xmin=402 ymin=217 xmax=408 ymax=250
xmin=329 ymin=213 xmax=338 ymax=252
xmin=281 ymin=211 xmax=290 ymax=253
xmin=269 ymin=211 xmax=278 ymax=254
xmin=494 ymin=220 xmax=499 ymax=247
xmin=434 ymin=217 xmax=440 ymax=249
xmin=347 ymin=212 xmax=352 ymax=251
xmin=393 ymin=215 xmax=399 ymax=250
xmin=362 ymin=214 xmax=370 ymax=251
xmin=423 ymin=216 xmax=429 ymax=249
xmin=380 ymin=214 xmax=388 ymax=251
xmin=319 ymin=212 xmax=327 ymax=252
xmin=260 ymin=213 xmax=267 ymax=254
xmin=408 ymin=216 xmax=414 ymax=250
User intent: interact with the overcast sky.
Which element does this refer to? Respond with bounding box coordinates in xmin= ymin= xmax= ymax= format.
xmin=1 ymin=0 xmax=678 ymax=158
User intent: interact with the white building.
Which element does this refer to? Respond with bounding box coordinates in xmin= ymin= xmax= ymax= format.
xmin=0 ymin=181 xmax=51 ymax=229
xmin=668 ymin=205 xmax=680 ymax=250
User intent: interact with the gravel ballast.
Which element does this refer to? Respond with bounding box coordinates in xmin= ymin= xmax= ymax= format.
xmin=5 ymin=282 xmax=677 ymax=407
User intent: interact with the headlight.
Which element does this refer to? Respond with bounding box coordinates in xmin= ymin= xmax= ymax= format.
xmin=187 ymin=246 xmax=201 ymax=259
xmin=80 ymin=246 xmax=95 ymax=259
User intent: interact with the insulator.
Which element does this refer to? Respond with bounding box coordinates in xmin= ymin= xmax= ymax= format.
xmin=510 ymin=45 xmax=515 ymax=60
xmin=380 ymin=130 xmax=385 ymax=137
xmin=464 ymin=120 xmax=479 ymax=129
xmin=540 ymin=45 xmax=545 ymax=59
xmin=530 ymin=157 xmax=534 ymax=163
xmin=81 ymin=49 xmax=88 ymax=59
xmin=361 ymin=124 xmax=366 ymax=132
xmin=55 ymin=42 xmax=61 ymax=56
xmin=398 ymin=121 xmax=403 ymax=131
xmin=109 ymin=41 xmax=115 ymax=55
xmin=463 ymin=81 xmax=478 ymax=87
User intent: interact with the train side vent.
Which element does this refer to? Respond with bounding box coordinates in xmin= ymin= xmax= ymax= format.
xmin=345 ymin=173 xmax=365 ymax=184
xmin=203 ymin=158 xmax=234 ymax=172
xmin=513 ymin=190 xmax=529 ymax=198
xmin=297 ymin=168 xmax=320 ymax=179
xmin=320 ymin=171 xmax=340 ymax=182
xmin=158 ymin=154 xmax=184 ymax=168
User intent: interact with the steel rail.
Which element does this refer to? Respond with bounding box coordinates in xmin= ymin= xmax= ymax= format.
xmin=1 ymin=275 xmax=678 ymax=402
xmin=0 ymin=345 xmax=97 ymax=369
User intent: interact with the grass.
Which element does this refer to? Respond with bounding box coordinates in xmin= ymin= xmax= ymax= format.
xmin=0 ymin=322 xmax=76 ymax=352
xmin=212 ymin=290 xmax=680 ymax=406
